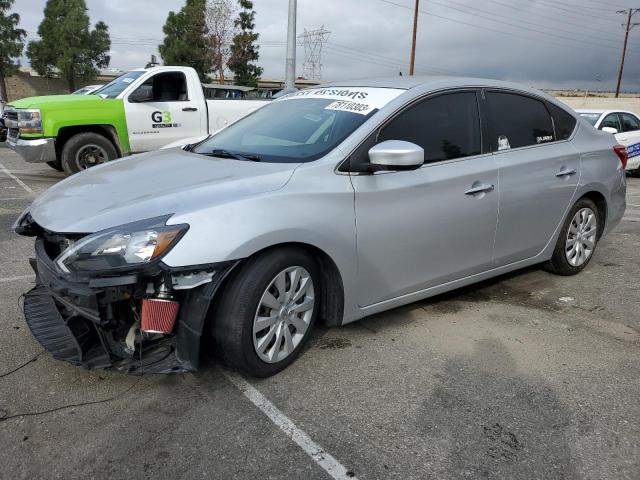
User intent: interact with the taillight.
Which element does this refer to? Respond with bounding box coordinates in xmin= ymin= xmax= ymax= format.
xmin=613 ymin=144 xmax=628 ymax=170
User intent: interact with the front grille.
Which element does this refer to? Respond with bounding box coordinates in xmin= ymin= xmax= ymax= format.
xmin=4 ymin=110 xmax=17 ymax=129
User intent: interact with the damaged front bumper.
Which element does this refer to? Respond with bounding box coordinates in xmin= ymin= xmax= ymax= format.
xmin=24 ymin=237 xmax=237 ymax=374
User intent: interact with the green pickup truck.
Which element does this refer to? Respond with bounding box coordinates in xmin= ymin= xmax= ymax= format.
xmin=5 ymin=66 xmax=266 ymax=174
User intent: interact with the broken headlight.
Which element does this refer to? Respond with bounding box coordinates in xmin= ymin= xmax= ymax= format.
xmin=55 ymin=216 xmax=188 ymax=273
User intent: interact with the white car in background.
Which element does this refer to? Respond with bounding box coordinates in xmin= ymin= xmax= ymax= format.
xmin=577 ymin=109 xmax=640 ymax=174
xmin=72 ymin=84 xmax=105 ymax=95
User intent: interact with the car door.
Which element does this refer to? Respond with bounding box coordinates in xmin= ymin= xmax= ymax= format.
xmin=124 ymin=71 xmax=205 ymax=152
xmin=485 ymin=91 xmax=580 ymax=265
xmin=351 ymin=90 xmax=499 ymax=307
xmin=617 ymin=113 xmax=640 ymax=169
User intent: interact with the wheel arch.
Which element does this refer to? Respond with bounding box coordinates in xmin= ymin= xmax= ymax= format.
xmin=209 ymin=242 xmax=345 ymax=328
xmin=56 ymin=125 xmax=123 ymax=158
xmin=578 ymin=190 xmax=607 ymax=240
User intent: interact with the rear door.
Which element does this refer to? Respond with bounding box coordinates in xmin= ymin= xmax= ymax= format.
xmin=124 ymin=71 xmax=206 ymax=152
xmin=486 ymin=91 xmax=580 ymax=265
xmin=617 ymin=113 xmax=640 ymax=169
xmin=352 ymin=90 xmax=499 ymax=307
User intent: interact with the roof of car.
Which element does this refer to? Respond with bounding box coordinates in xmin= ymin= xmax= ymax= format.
xmin=321 ymin=75 xmax=542 ymax=92
xmin=575 ymin=109 xmax=639 ymax=116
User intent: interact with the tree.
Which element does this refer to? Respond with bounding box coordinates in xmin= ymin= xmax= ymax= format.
xmin=228 ymin=0 xmax=262 ymax=87
xmin=205 ymin=0 xmax=236 ymax=83
xmin=159 ymin=0 xmax=212 ymax=82
xmin=26 ymin=0 xmax=110 ymax=92
xmin=0 ymin=0 xmax=26 ymax=102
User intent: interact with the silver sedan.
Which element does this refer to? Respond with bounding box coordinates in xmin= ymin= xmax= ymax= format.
xmin=15 ymin=77 xmax=626 ymax=377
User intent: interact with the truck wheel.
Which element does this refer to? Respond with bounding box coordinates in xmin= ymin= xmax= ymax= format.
xmin=212 ymin=247 xmax=320 ymax=377
xmin=60 ymin=133 xmax=118 ymax=175
xmin=46 ymin=160 xmax=63 ymax=172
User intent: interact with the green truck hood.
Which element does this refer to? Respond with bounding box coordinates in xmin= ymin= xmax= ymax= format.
xmin=7 ymin=95 xmax=130 ymax=154
xmin=9 ymin=94 xmax=105 ymax=109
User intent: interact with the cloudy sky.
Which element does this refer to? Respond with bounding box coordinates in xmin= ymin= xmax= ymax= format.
xmin=16 ymin=0 xmax=640 ymax=91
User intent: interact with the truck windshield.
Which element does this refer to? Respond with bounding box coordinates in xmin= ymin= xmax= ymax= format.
xmin=193 ymin=97 xmax=377 ymax=163
xmin=94 ymin=71 xmax=145 ymax=99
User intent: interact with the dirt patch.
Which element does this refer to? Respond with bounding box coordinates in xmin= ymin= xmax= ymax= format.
xmin=313 ymin=337 xmax=352 ymax=350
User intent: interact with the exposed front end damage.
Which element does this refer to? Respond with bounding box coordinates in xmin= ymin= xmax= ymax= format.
xmin=20 ymin=220 xmax=237 ymax=374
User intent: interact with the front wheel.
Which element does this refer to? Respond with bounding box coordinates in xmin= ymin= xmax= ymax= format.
xmin=212 ymin=248 xmax=319 ymax=377
xmin=544 ymin=198 xmax=600 ymax=275
xmin=60 ymin=132 xmax=118 ymax=175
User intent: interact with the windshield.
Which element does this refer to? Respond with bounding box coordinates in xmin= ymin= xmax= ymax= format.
xmin=579 ymin=113 xmax=601 ymax=126
xmin=94 ymin=71 xmax=145 ymax=99
xmin=193 ymin=87 xmax=405 ymax=163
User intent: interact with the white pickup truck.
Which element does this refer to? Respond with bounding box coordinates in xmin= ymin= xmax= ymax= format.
xmin=5 ymin=66 xmax=267 ymax=173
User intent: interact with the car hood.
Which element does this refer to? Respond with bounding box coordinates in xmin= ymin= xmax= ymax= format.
xmin=29 ymin=148 xmax=298 ymax=233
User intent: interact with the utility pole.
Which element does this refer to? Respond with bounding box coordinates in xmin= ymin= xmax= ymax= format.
xmin=615 ymin=8 xmax=639 ymax=98
xmin=409 ymin=0 xmax=420 ymax=75
xmin=285 ymin=0 xmax=297 ymax=89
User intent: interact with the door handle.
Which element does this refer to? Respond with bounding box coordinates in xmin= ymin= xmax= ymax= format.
xmin=465 ymin=184 xmax=495 ymax=195
xmin=556 ymin=168 xmax=577 ymax=178
xmin=182 ymin=107 xmax=198 ymax=112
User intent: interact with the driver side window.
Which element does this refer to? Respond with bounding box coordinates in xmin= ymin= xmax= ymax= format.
xmin=130 ymin=72 xmax=188 ymax=102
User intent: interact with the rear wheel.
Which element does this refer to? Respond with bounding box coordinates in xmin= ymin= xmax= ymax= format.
xmin=544 ymin=198 xmax=600 ymax=275
xmin=212 ymin=248 xmax=319 ymax=377
xmin=60 ymin=132 xmax=118 ymax=175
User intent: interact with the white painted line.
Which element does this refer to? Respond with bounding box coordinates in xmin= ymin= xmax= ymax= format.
xmin=0 ymin=274 xmax=35 ymax=283
xmin=0 ymin=162 xmax=34 ymax=195
xmin=627 ymin=203 xmax=640 ymax=207
xmin=220 ymin=368 xmax=358 ymax=480
xmin=0 ymin=197 xmax=22 ymax=201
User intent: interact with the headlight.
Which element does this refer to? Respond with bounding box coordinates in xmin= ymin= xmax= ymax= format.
xmin=18 ymin=109 xmax=43 ymax=134
xmin=56 ymin=216 xmax=188 ymax=273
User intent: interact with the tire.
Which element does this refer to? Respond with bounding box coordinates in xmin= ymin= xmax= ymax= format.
xmin=212 ymin=248 xmax=320 ymax=377
xmin=544 ymin=197 xmax=601 ymax=276
xmin=60 ymin=132 xmax=118 ymax=175
xmin=46 ymin=160 xmax=63 ymax=171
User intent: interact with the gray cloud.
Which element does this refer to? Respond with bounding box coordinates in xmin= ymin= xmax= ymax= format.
xmin=16 ymin=0 xmax=640 ymax=91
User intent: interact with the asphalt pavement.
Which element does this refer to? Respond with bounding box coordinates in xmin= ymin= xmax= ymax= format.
xmin=1 ymin=146 xmax=639 ymax=479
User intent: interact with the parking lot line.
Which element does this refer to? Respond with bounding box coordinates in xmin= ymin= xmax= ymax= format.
xmin=219 ymin=367 xmax=358 ymax=480
xmin=0 ymin=274 xmax=35 ymax=283
xmin=0 ymin=162 xmax=34 ymax=195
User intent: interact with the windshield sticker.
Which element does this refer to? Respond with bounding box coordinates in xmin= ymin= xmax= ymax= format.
xmin=278 ymin=87 xmax=404 ymax=115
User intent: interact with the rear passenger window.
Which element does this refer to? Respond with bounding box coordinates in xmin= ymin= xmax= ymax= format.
xmin=620 ymin=113 xmax=640 ymax=132
xmin=600 ymin=114 xmax=621 ymax=132
xmin=378 ymin=91 xmax=481 ymax=163
xmin=486 ymin=92 xmax=554 ymax=151
xmin=547 ymin=103 xmax=577 ymax=140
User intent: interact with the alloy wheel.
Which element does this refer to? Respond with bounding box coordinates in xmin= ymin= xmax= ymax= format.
xmin=565 ymin=207 xmax=597 ymax=267
xmin=253 ymin=266 xmax=315 ymax=363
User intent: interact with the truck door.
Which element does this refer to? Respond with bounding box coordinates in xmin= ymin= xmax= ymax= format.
xmin=124 ymin=71 xmax=205 ymax=152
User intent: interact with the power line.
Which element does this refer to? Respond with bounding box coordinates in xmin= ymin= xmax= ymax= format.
xmin=377 ymin=0 xmax=621 ymax=52
xmin=421 ymin=0 xmax=622 ymax=49
xmin=484 ymin=0 xmax=625 ymax=42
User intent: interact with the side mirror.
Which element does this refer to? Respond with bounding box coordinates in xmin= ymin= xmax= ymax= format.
xmin=367 ymin=140 xmax=424 ymax=172
xmin=602 ymin=126 xmax=618 ymax=134
xmin=129 ymin=85 xmax=153 ymax=103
